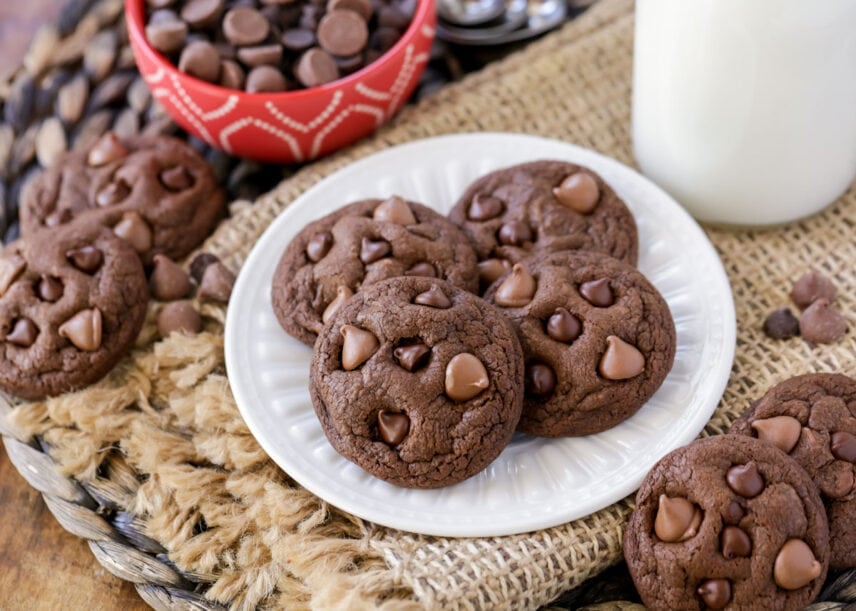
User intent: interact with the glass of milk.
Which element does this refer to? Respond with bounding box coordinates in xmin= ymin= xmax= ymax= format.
xmin=633 ymin=0 xmax=856 ymax=226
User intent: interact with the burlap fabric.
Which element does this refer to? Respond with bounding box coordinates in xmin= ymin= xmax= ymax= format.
xmin=7 ymin=0 xmax=856 ymax=608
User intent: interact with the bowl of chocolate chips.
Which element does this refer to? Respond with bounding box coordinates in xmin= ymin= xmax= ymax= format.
xmin=126 ymin=0 xmax=435 ymax=162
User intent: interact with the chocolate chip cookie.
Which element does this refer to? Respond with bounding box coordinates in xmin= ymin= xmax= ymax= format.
xmin=20 ymin=132 xmax=224 ymax=263
xmin=625 ymin=435 xmax=829 ymax=611
xmin=272 ymin=196 xmax=479 ymax=346
xmin=483 ymin=250 xmax=675 ymax=437
xmin=447 ymin=160 xmax=639 ymax=290
xmin=0 ymin=221 xmax=149 ymax=400
xmin=730 ymin=373 xmax=856 ymax=568
xmin=309 ymin=277 xmax=524 ymax=488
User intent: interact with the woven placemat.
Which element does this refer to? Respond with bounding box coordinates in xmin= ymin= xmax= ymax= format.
xmin=2 ymin=0 xmax=856 ymax=608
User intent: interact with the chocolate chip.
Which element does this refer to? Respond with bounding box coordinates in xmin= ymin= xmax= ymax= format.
xmin=340 ymin=324 xmax=379 ymax=370
xmin=445 ymin=353 xmax=489 ymax=401
xmin=96 ymin=179 xmax=131 ymax=207
xmin=393 ymin=343 xmax=430 ymax=372
xmin=546 ymin=308 xmax=581 ymax=343
xmin=493 ymin=263 xmax=536 ymax=308
xmin=282 ymin=28 xmax=316 ymax=52
xmin=580 ymin=278 xmax=613 ymax=307
xmin=295 ymin=48 xmax=339 ymax=88
xmin=178 ymin=41 xmax=221 ymax=83
xmin=370 ymin=26 xmax=400 ymax=53
xmin=477 ymin=258 xmax=511 ymax=286
xmin=467 ymin=194 xmax=504 ymax=221
xmin=654 ymin=494 xmax=702 ymax=543
xmin=329 ymin=0 xmax=373 ymax=20
xmin=306 ymin=231 xmax=333 ymax=262
xmin=322 ymin=285 xmax=353 ymax=323
xmin=237 ymin=44 xmax=284 ymax=67
xmin=413 ymin=285 xmax=451 ymax=309
xmin=378 ymin=410 xmax=409 ymax=445
xmin=721 ymin=525 xmax=752 ymax=559
xmin=145 ymin=14 xmax=188 ymax=53
xmin=189 ymin=252 xmax=219 ymax=283
xmin=751 ymin=416 xmax=802 ymax=454
xmin=723 ymin=500 xmax=745 ymax=525
xmin=37 ymin=275 xmax=63 ymax=302
xmin=59 ymin=308 xmax=103 ymax=351
xmin=150 ymin=254 xmax=191 ymax=301
xmin=197 ymin=261 xmax=235 ymax=303
xmin=377 ymin=5 xmax=410 ymax=28
xmin=552 ymin=172 xmax=600 ymax=214
xmin=831 ymin=431 xmax=856 ymax=463
xmin=223 ymin=7 xmax=270 ymax=46
xmin=373 ymin=196 xmax=415 ymax=224
xmin=219 ymin=59 xmax=246 ymax=90
xmin=0 ymin=254 xmax=27 ymax=297
xmin=6 ymin=318 xmax=38 ymax=347
xmin=159 ymin=166 xmax=194 ymax=191
xmin=799 ymin=298 xmax=846 ymax=343
xmin=790 ymin=269 xmax=837 ymax=309
xmin=157 ymin=301 xmax=202 ymax=338
xmin=496 ymin=220 xmax=532 ymax=247
xmin=87 ymin=132 xmax=128 ymax=167
xmin=317 ymin=10 xmax=368 ymax=57
xmin=525 ymin=363 xmax=556 ymax=397
xmin=113 ymin=212 xmax=153 ymax=255
xmin=696 ymin=579 xmax=731 ymax=610
xmin=66 ymin=246 xmax=103 ymax=274
xmin=181 ymin=0 xmax=223 ymax=28
xmin=763 ymin=307 xmax=800 ymax=339
xmin=598 ymin=336 xmax=644 ymax=380
xmin=726 ymin=462 xmax=764 ymax=498
xmin=774 ymin=539 xmax=822 ymax=590
xmin=245 ymin=65 xmax=288 ymax=92
xmin=360 ymin=237 xmax=391 ymax=264
xmin=404 ymin=262 xmax=436 ymax=278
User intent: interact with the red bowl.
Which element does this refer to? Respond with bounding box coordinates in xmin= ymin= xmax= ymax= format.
xmin=126 ymin=0 xmax=436 ymax=163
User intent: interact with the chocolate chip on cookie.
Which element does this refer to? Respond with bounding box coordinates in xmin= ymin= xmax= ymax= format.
xmin=483 ymin=250 xmax=675 ymax=437
xmin=271 ymin=197 xmax=479 ymax=346
xmin=20 ymin=132 xmax=224 ymax=263
xmin=309 ymin=277 xmax=524 ymax=488
xmin=730 ymin=373 xmax=856 ymax=568
xmin=448 ymin=161 xmax=639 ymax=292
xmin=0 ymin=221 xmax=148 ymax=400
xmin=624 ymin=435 xmax=829 ymax=611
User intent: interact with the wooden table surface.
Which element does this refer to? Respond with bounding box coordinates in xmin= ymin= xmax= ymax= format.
xmin=0 ymin=4 xmax=148 ymax=609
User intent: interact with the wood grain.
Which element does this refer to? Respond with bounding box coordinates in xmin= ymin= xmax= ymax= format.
xmin=0 ymin=1 xmax=147 ymax=608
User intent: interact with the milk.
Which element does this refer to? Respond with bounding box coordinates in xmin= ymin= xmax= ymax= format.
xmin=633 ymin=0 xmax=856 ymax=225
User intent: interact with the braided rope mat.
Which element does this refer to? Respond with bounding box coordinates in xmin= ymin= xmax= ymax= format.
xmin=2 ymin=0 xmax=856 ymax=608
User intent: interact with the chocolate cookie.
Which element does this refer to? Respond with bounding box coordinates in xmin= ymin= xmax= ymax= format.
xmin=20 ymin=132 xmax=224 ymax=263
xmin=447 ymin=160 xmax=639 ymax=290
xmin=730 ymin=373 xmax=856 ymax=568
xmin=625 ymin=435 xmax=829 ymax=611
xmin=483 ymin=250 xmax=675 ymax=437
xmin=0 ymin=221 xmax=149 ymax=400
xmin=272 ymin=196 xmax=479 ymax=346
xmin=309 ymin=277 xmax=524 ymax=488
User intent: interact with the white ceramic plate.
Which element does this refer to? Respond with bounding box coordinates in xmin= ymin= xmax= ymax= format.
xmin=225 ymin=133 xmax=735 ymax=537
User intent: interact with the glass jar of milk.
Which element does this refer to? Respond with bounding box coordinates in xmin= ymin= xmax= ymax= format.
xmin=633 ymin=0 xmax=856 ymax=226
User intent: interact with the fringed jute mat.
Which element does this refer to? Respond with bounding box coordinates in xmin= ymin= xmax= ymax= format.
xmin=2 ymin=0 xmax=856 ymax=608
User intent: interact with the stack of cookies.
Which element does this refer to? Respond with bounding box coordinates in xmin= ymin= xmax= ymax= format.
xmin=271 ymin=160 xmax=677 ymax=488
xmin=0 ymin=132 xmax=232 ymax=400
xmin=624 ymin=372 xmax=856 ymax=609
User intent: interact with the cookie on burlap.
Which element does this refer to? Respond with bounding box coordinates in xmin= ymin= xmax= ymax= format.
xmin=729 ymin=373 xmax=856 ymax=569
xmin=272 ymin=196 xmax=479 ymax=346
xmin=309 ymin=277 xmax=524 ymax=488
xmin=625 ymin=435 xmax=829 ymax=611
xmin=20 ymin=132 xmax=224 ymax=263
xmin=447 ymin=160 xmax=638 ymax=290
xmin=0 ymin=221 xmax=148 ymax=400
xmin=483 ymin=250 xmax=675 ymax=437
